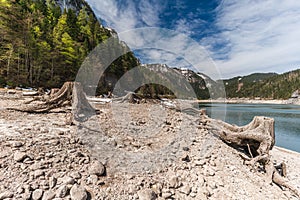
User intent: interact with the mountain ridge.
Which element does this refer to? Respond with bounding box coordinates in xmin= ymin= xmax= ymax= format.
xmin=222 ymin=69 xmax=300 ymax=99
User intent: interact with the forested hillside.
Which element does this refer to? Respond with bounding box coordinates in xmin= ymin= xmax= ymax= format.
xmin=223 ymin=70 xmax=300 ymax=99
xmin=0 ymin=0 xmax=138 ymax=89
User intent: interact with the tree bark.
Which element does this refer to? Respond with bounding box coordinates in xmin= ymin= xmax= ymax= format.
xmin=205 ymin=115 xmax=300 ymax=198
xmin=8 ymin=82 xmax=96 ymax=122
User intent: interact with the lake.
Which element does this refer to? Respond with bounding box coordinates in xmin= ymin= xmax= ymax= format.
xmin=198 ymin=103 xmax=300 ymax=153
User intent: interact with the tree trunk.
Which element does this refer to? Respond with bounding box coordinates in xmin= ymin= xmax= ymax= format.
xmin=205 ymin=115 xmax=300 ymax=198
xmin=8 ymin=82 xmax=96 ymax=122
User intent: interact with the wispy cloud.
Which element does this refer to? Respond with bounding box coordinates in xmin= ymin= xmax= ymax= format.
xmin=86 ymin=0 xmax=300 ymax=79
xmin=207 ymin=0 xmax=300 ymax=78
xmin=119 ymin=28 xmax=221 ymax=79
xmin=86 ymin=0 xmax=163 ymax=32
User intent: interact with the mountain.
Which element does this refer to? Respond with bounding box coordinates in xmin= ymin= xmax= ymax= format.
xmin=223 ymin=70 xmax=300 ymax=99
xmin=126 ymin=64 xmax=224 ymax=100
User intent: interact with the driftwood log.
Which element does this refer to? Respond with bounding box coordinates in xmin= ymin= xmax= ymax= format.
xmin=205 ymin=115 xmax=300 ymax=198
xmin=8 ymin=82 xmax=96 ymax=122
xmin=112 ymin=92 xmax=142 ymax=103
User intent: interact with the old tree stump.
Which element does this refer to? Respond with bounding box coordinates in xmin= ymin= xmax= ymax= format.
xmin=206 ymin=115 xmax=300 ymax=198
xmin=8 ymin=82 xmax=95 ymax=121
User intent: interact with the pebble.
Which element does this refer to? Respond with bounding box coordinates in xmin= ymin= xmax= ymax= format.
xmin=0 ymin=191 xmax=13 ymax=200
xmin=194 ymin=159 xmax=206 ymax=166
xmin=70 ymin=184 xmax=87 ymax=200
xmin=137 ymin=189 xmax=157 ymax=200
xmin=32 ymin=189 xmax=43 ymax=200
xmin=7 ymin=90 xmax=16 ymax=94
xmin=56 ymin=185 xmax=69 ymax=198
xmin=34 ymin=169 xmax=44 ymax=178
xmin=49 ymin=177 xmax=57 ymax=189
xmin=161 ymin=191 xmax=172 ymax=198
xmin=64 ymin=177 xmax=75 ymax=185
xmin=10 ymin=141 xmax=23 ymax=147
xmin=13 ymin=151 xmax=28 ymax=162
xmin=16 ymin=187 xmax=24 ymax=194
xmin=87 ymin=175 xmax=98 ymax=185
xmin=196 ymin=192 xmax=208 ymax=200
xmin=70 ymin=171 xmax=82 ymax=179
xmin=182 ymin=147 xmax=190 ymax=151
xmin=23 ymin=192 xmax=31 ymax=200
xmin=179 ymin=185 xmax=191 ymax=195
xmin=42 ymin=190 xmax=56 ymax=200
xmin=169 ymin=176 xmax=180 ymax=189
xmin=89 ymin=161 xmax=105 ymax=176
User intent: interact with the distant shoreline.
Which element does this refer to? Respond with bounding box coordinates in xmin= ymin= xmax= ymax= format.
xmin=197 ymin=98 xmax=300 ymax=105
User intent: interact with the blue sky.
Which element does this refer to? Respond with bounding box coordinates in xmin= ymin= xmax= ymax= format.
xmin=86 ymin=0 xmax=300 ymax=79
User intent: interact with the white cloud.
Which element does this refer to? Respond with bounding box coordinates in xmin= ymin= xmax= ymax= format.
xmin=86 ymin=0 xmax=300 ymax=79
xmin=209 ymin=0 xmax=300 ymax=78
xmin=86 ymin=0 xmax=162 ymax=32
xmin=119 ymin=28 xmax=222 ymax=79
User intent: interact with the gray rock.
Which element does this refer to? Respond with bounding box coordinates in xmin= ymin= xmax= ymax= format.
xmin=161 ymin=192 xmax=172 ymax=198
xmin=16 ymin=187 xmax=24 ymax=194
xmin=34 ymin=169 xmax=45 ymax=178
xmin=168 ymin=176 xmax=180 ymax=189
xmin=49 ymin=177 xmax=57 ymax=189
xmin=207 ymin=168 xmax=215 ymax=176
xmin=7 ymin=90 xmax=16 ymax=94
xmin=70 ymin=171 xmax=81 ymax=179
xmin=56 ymin=185 xmax=69 ymax=198
xmin=42 ymin=190 xmax=55 ymax=200
xmin=137 ymin=189 xmax=156 ymax=200
xmin=70 ymin=184 xmax=87 ymax=200
xmin=13 ymin=151 xmax=27 ymax=162
xmin=190 ymin=192 xmax=197 ymax=197
xmin=89 ymin=161 xmax=105 ymax=176
xmin=194 ymin=159 xmax=206 ymax=166
xmin=10 ymin=141 xmax=23 ymax=147
xmin=179 ymin=185 xmax=191 ymax=195
xmin=64 ymin=177 xmax=75 ymax=185
xmin=32 ymin=189 xmax=43 ymax=200
xmin=196 ymin=192 xmax=208 ymax=200
xmin=0 ymin=191 xmax=13 ymax=200
xmin=30 ymin=162 xmax=43 ymax=170
xmin=151 ymin=183 xmax=162 ymax=195
xmin=31 ymin=182 xmax=39 ymax=190
xmin=23 ymin=192 xmax=31 ymax=200
xmin=87 ymin=175 xmax=98 ymax=185
xmin=0 ymin=148 xmax=10 ymax=159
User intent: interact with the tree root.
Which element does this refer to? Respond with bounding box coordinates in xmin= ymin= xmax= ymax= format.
xmin=7 ymin=82 xmax=96 ymax=122
xmin=205 ymin=115 xmax=300 ymax=198
xmin=112 ymin=92 xmax=142 ymax=103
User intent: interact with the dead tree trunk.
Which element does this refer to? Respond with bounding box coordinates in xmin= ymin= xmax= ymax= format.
xmin=8 ymin=82 xmax=96 ymax=122
xmin=72 ymin=82 xmax=96 ymax=121
xmin=112 ymin=92 xmax=142 ymax=103
xmin=205 ymin=115 xmax=300 ymax=198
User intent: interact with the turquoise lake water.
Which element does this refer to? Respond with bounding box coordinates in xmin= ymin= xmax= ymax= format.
xmin=198 ymin=103 xmax=300 ymax=153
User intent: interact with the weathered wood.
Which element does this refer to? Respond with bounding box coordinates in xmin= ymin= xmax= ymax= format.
xmin=49 ymin=88 xmax=60 ymax=97
xmin=206 ymin=115 xmax=299 ymax=198
xmin=7 ymin=82 xmax=96 ymax=122
xmin=72 ymin=82 xmax=96 ymax=121
xmin=112 ymin=92 xmax=142 ymax=103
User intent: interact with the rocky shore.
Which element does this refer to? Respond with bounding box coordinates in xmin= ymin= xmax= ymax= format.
xmin=198 ymin=98 xmax=300 ymax=105
xmin=0 ymin=91 xmax=299 ymax=199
